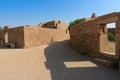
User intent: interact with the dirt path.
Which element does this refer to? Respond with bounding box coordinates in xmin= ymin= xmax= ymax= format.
xmin=0 ymin=40 xmax=119 ymax=80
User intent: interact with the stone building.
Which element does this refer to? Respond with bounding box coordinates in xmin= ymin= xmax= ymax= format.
xmin=69 ymin=12 xmax=120 ymax=73
xmin=0 ymin=20 xmax=69 ymax=48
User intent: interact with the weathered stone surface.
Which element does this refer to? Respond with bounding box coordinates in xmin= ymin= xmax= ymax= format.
xmin=69 ymin=19 xmax=100 ymax=56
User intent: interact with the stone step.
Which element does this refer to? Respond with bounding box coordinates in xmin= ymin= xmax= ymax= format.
xmin=94 ymin=58 xmax=115 ymax=68
xmin=100 ymin=52 xmax=118 ymax=60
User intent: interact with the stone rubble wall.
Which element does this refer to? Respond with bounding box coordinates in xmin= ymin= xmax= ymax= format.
xmin=69 ymin=12 xmax=120 ymax=57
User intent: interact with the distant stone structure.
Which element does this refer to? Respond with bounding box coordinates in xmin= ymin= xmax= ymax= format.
xmin=91 ymin=13 xmax=97 ymax=18
xmin=0 ymin=20 xmax=69 ymax=48
xmin=69 ymin=12 xmax=120 ymax=72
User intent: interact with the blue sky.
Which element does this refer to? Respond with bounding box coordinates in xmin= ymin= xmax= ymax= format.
xmin=0 ymin=0 xmax=120 ymax=27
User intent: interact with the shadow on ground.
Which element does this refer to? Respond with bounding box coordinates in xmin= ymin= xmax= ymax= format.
xmin=44 ymin=40 xmax=119 ymax=80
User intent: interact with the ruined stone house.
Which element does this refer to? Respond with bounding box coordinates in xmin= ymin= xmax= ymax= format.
xmin=0 ymin=20 xmax=69 ymax=48
xmin=69 ymin=12 xmax=120 ymax=73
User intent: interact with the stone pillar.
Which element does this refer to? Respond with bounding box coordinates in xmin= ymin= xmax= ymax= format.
xmin=116 ymin=20 xmax=120 ymax=57
xmin=4 ymin=26 xmax=11 ymax=43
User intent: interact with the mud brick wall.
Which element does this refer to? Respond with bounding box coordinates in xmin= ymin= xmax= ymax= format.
xmin=23 ymin=26 xmax=69 ymax=48
xmin=69 ymin=12 xmax=120 ymax=56
xmin=1 ymin=21 xmax=69 ymax=48
xmin=8 ymin=27 xmax=24 ymax=48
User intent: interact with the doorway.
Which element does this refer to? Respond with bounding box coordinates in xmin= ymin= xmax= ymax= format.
xmin=99 ymin=23 xmax=116 ymax=55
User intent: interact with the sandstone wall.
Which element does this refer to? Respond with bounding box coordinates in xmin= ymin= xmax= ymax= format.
xmin=69 ymin=20 xmax=102 ymax=56
xmin=69 ymin=12 xmax=120 ymax=56
xmin=23 ymin=26 xmax=69 ymax=48
xmin=8 ymin=27 xmax=24 ymax=48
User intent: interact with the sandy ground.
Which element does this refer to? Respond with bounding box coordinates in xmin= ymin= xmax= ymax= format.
xmin=0 ymin=40 xmax=119 ymax=80
xmin=108 ymin=41 xmax=115 ymax=53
